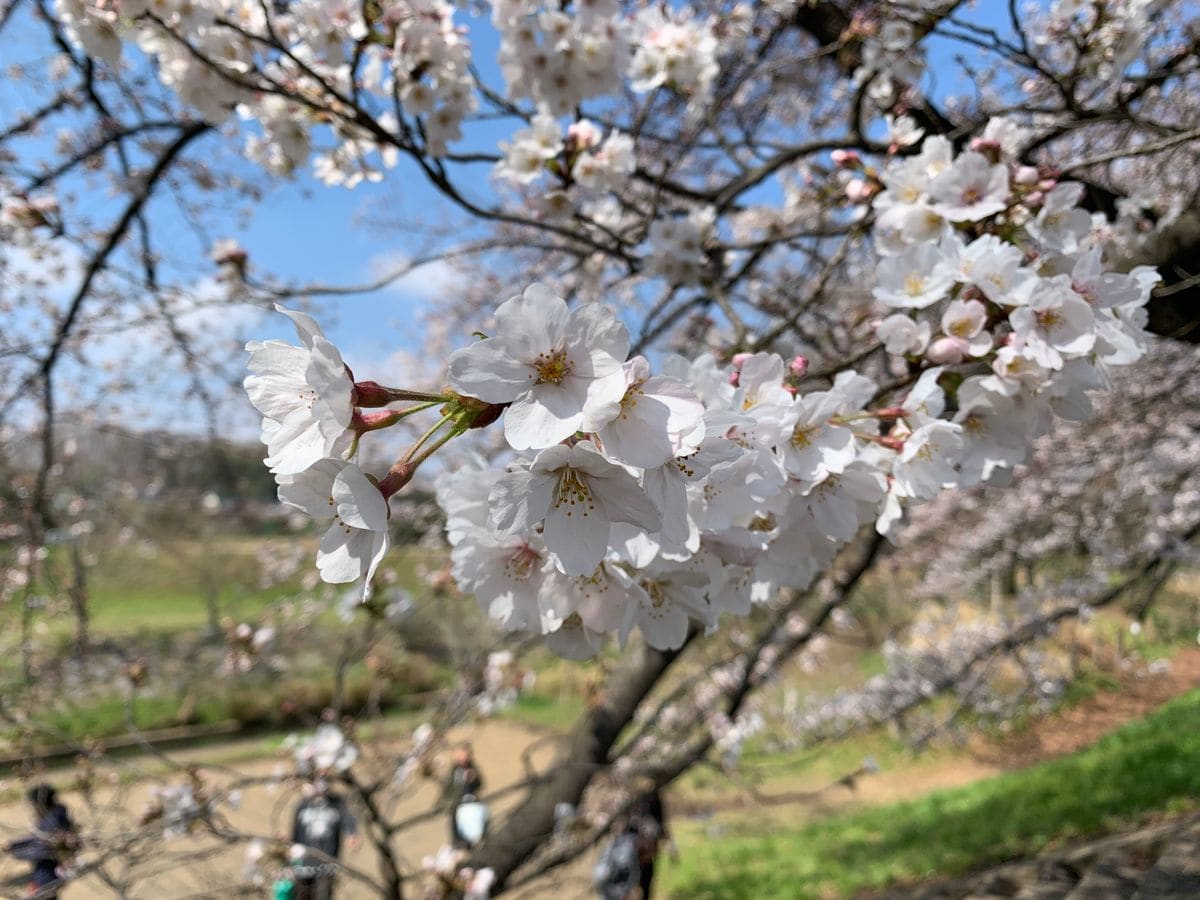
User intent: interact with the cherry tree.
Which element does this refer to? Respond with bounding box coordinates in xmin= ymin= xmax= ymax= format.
xmin=2 ymin=0 xmax=1200 ymax=896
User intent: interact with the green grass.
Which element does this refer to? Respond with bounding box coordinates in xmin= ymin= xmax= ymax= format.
xmin=30 ymin=693 xmax=230 ymax=745
xmin=34 ymin=539 xmax=434 ymax=638
xmin=501 ymin=691 xmax=585 ymax=731
xmin=665 ymin=688 xmax=1200 ymax=899
xmin=4 ymin=657 xmax=448 ymax=750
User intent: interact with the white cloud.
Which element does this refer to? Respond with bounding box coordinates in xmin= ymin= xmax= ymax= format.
xmin=366 ymin=250 xmax=467 ymax=305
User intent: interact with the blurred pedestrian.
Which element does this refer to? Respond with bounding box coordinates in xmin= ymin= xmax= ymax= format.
xmin=439 ymin=743 xmax=484 ymax=848
xmin=290 ymin=778 xmax=360 ymax=900
xmin=5 ymin=784 xmax=78 ymax=899
xmin=628 ymin=786 xmax=675 ymax=900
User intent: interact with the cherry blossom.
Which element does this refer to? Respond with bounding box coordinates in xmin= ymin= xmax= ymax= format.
xmin=292 ymin=723 xmax=359 ymax=773
xmin=276 ymin=459 xmax=390 ymax=598
xmin=488 ymin=441 xmax=660 ymax=576
xmin=592 ymin=356 xmax=705 ymax=468
xmin=447 ymin=284 xmax=630 ymax=450
xmin=928 ymin=151 xmax=1011 ymax=222
xmin=244 ymin=306 xmax=354 ymax=475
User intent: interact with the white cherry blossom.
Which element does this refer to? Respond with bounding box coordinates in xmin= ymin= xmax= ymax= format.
xmin=448 ymin=284 xmax=630 ymax=450
xmin=876 ymin=314 xmax=932 ymax=356
xmin=621 ymin=569 xmax=713 ymax=650
xmin=928 ymin=151 xmax=1010 ymax=221
xmin=488 ymin=441 xmax=661 ymax=576
xmin=245 ymin=306 xmax=354 ymax=475
xmin=1009 ymin=285 xmax=1096 ymax=369
xmin=594 ymin=356 xmax=705 ymax=468
xmin=873 ymin=243 xmax=956 ymax=309
xmin=893 ymin=421 xmax=964 ymax=500
xmin=276 ymin=459 xmax=390 ymax=598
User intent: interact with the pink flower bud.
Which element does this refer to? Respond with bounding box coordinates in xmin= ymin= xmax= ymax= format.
xmin=1014 ymin=165 xmax=1039 ymax=185
xmin=845 ymin=179 xmax=872 ymax=203
xmin=789 ymin=355 xmax=809 ymax=377
xmin=1025 ymin=190 xmax=1045 ymax=208
xmin=379 ymin=461 xmax=416 ymax=499
xmin=566 ymin=120 xmax=601 ymax=152
xmin=352 ymin=380 xmax=391 ymax=407
xmin=731 ymin=352 xmax=751 ymax=369
xmin=831 ymin=149 xmax=861 ymax=169
xmin=352 ymin=409 xmax=406 ymax=433
xmin=926 ymin=337 xmax=966 ymax=364
xmin=1037 ymin=178 xmax=1057 ymax=192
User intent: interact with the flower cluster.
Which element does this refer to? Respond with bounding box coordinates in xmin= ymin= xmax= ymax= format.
xmin=139 ymin=772 xmax=220 ymax=839
xmin=852 ymin=12 xmax=929 ymax=110
xmin=866 ymin=125 xmax=1154 ymax=496
xmin=905 ymin=339 xmax=1200 ymax=601
xmin=628 ymin=6 xmax=720 ymax=110
xmin=52 ymin=0 xmax=472 ymax=186
xmin=428 ymin=129 xmax=1154 ymax=657
xmin=492 ymin=0 xmax=625 ymax=116
xmin=420 ymin=845 xmax=495 ymax=900
xmin=476 ymin=650 xmax=535 ymax=715
xmin=220 ymin=620 xmax=276 ymax=675
xmin=289 ymin=723 xmax=359 ymax=774
xmin=495 ymin=115 xmax=635 ymax=194
xmin=643 ymin=207 xmax=717 ymax=285
xmin=243 ymin=121 xmax=1157 ymax=656
xmin=245 ymin=307 xmax=438 ymax=599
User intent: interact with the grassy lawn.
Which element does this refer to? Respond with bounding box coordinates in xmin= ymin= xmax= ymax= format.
xmin=38 ymin=539 xmax=435 ymax=637
xmin=501 ymin=692 xmax=585 ymax=731
xmin=664 ymin=688 xmax=1200 ymax=899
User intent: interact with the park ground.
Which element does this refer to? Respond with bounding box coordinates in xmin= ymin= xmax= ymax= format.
xmin=0 ymin=644 xmax=1196 ymax=898
xmin=2 ymin=542 xmax=1198 ymax=898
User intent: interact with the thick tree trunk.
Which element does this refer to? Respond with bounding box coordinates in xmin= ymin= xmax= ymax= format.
xmin=467 ymin=636 xmax=692 ymax=890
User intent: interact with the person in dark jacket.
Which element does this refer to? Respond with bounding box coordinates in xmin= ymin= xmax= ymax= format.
xmin=627 ymin=787 xmax=675 ymax=900
xmin=290 ymin=779 xmax=359 ymax=900
xmin=5 ymin=784 xmax=78 ymax=899
xmin=438 ymin=743 xmax=483 ymax=847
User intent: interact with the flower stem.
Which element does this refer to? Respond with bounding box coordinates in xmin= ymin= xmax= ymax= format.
xmin=402 ymin=412 xmax=455 ymax=465
xmin=379 ymin=414 xmax=472 ymax=498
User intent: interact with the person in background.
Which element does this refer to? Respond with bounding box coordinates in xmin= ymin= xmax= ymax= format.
xmin=290 ymin=778 xmax=360 ymax=900
xmin=5 ymin=784 xmax=78 ymax=899
xmin=439 ymin=743 xmax=484 ymax=847
xmin=627 ymin=786 xmax=676 ymax=900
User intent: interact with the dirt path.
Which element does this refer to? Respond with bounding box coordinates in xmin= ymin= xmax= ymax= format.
xmin=0 ymin=718 xmax=561 ymax=899
xmin=972 ymin=645 xmax=1200 ymax=769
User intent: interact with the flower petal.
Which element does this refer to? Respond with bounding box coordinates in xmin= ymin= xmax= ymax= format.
xmin=544 ymin=494 xmax=610 ymax=576
xmin=564 ymin=302 xmax=629 ymax=377
xmin=448 ymin=339 xmax=534 ymax=403
xmin=488 ymin=470 xmax=555 ymax=535
xmin=494 ymin=283 xmax=568 ymax=363
xmin=332 ymin=465 xmax=389 ymax=531
xmin=504 ymin=386 xmax=584 ymax=450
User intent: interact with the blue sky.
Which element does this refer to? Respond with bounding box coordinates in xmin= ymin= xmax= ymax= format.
xmin=1 ymin=1 xmax=1024 ymax=433
xmin=229 ymin=0 xmax=1023 ymax=354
